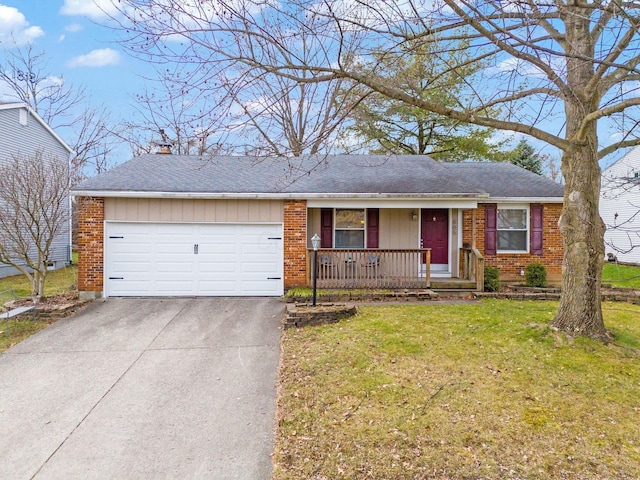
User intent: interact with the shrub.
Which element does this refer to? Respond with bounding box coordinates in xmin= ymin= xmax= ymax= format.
xmin=525 ymin=262 xmax=547 ymax=287
xmin=484 ymin=266 xmax=501 ymax=292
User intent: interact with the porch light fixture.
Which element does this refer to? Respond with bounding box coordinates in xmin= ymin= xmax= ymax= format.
xmin=311 ymin=233 xmax=321 ymax=306
xmin=411 ymin=210 xmax=418 ymax=221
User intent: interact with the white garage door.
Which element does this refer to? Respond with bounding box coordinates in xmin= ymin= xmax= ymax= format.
xmin=105 ymin=222 xmax=283 ymax=297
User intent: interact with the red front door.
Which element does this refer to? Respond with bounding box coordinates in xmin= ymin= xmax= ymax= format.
xmin=421 ymin=209 xmax=449 ymax=265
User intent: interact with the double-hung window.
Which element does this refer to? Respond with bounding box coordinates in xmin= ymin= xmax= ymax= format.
xmin=334 ymin=209 xmax=365 ymax=248
xmin=497 ymin=206 xmax=528 ymax=252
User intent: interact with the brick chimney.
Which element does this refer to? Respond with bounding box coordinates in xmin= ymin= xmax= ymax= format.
xmin=156 ymin=142 xmax=173 ymax=154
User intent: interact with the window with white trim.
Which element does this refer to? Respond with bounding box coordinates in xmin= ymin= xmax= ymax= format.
xmin=497 ymin=206 xmax=528 ymax=252
xmin=335 ymin=209 xmax=365 ymax=248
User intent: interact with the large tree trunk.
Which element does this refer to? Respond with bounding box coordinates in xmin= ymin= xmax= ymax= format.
xmin=553 ymin=122 xmax=610 ymax=341
xmin=552 ymin=7 xmax=611 ymax=342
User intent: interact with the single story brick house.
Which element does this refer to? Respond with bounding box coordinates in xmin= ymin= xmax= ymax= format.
xmin=71 ymin=154 xmax=564 ymax=299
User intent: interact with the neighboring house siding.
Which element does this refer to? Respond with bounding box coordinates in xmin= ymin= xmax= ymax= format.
xmin=600 ymin=148 xmax=640 ymax=264
xmin=463 ymin=203 xmax=563 ymax=280
xmin=104 ymin=198 xmax=284 ymax=223
xmin=0 ymin=106 xmax=71 ymax=278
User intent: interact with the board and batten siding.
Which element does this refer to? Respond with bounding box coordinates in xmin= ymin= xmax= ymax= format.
xmin=104 ymin=198 xmax=285 ymax=223
xmin=0 ymin=106 xmax=71 ymax=278
xmin=306 ymin=208 xmax=420 ymax=248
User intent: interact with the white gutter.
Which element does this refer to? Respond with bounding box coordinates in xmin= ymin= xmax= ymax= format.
xmin=71 ymin=190 xmax=491 ymax=200
xmin=488 ymin=197 xmax=564 ymax=203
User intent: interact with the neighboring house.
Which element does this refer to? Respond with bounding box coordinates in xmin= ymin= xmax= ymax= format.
xmin=71 ymin=153 xmax=565 ymax=299
xmin=0 ymin=103 xmax=73 ymax=279
xmin=600 ymin=146 xmax=640 ymax=264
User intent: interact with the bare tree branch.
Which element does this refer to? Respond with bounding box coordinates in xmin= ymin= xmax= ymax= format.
xmin=0 ymin=151 xmax=70 ymax=297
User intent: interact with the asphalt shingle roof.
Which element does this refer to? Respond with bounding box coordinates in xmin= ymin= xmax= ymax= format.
xmin=74 ymin=154 xmax=564 ymax=199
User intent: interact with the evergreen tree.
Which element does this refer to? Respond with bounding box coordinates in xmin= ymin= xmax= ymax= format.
xmin=509 ymin=140 xmax=543 ymax=175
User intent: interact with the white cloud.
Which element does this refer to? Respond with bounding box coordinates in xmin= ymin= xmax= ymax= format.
xmin=60 ymin=0 xmax=120 ymax=20
xmin=0 ymin=5 xmax=44 ymax=46
xmin=65 ymin=23 xmax=84 ymax=33
xmin=497 ymin=57 xmax=547 ymax=78
xmin=497 ymin=55 xmax=567 ymax=80
xmin=308 ymin=0 xmax=447 ymax=31
xmin=66 ymin=48 xmax=121 ymax=67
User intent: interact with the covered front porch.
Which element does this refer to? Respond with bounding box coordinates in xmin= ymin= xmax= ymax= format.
xmin=305 ymin=203 xmax=485 ymax=291
xmin=306 ymin=247 xmax=484 ymax=290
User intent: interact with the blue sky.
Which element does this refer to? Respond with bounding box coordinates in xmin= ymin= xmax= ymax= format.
xmin=0 ymin=0 xmax=147 ymax=159
xmin=0 ymin=1 xmax=627 ymax=172
xmin=0 ymin=0 xmax=138 ymax=104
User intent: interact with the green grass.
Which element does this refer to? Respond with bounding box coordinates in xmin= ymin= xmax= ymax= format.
xmin=0 ymin=319 xmax=52 ymax=352
xmin=1 ymin=264 xmax=78 ymax=353
xmin=602 ymin=262 xmax=640 ymax=289
xmin=274 ymin=300 xmax=640 ymax=479
xmin=0 ymin=264 xmax=77 ymax=303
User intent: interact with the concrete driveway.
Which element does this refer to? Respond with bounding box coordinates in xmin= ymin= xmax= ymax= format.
xmin=0 ymin=297 xmax=284 ymax=479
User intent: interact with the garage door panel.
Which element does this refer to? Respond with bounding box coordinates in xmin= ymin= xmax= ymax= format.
xmin=109 ymin=262 xmax=153 ymax=274
xmin=241 ymin=281 xmax=281 ymax=295
xmin=197 ymin=281 xmax=238 ymax=295
xmin=108 ymin=280 xmax=152 ymax=296
xmin=155 ymin=245 xmax=194 ymax=255
xmin=156 ymin=260 xmax=195 ymax=272
xmin=106 ymin=223 xmax=283 ymax=297
xmin=199 ymin=245 xmax=237 ymax=255
xmin=155 ymin=281 xmax=196 ymax=294
xmin=242 ymin=262 xmax=279 ymax=273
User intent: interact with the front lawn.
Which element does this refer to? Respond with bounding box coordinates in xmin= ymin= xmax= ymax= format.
xmin=274 ymin=300 xmax=640 ymax=479
xmin=0 ymin=264 xmax=77 ymax=303
xmin=1 ymin=264 xmax=78 ymax=353
xmin=602 ymin=262 xmax=640 ymax=289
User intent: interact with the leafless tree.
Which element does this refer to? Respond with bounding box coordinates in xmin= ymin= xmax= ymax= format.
xmin=0 ymin=151 xmax=70 ymax=298
xmin=120 ymin=29 xmax=362 ymax=157
xmin=1 ymin=43 xmax=119 ymax=180
xmin=108 ymin=0 xmax=640 ymax=340
xmin=118 ymin=73 xmax=227 ymax=156
xmin=70 ymin=105 xmax=121 ymax=181
xmin=218 ymin=30 xmax=363 ymax=156
xmin=0 ymin=43 xmax=83 ymax=128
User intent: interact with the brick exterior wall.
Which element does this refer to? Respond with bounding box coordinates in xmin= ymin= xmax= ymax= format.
xmin=463 ymin=203 xmax=563 ymax=281
xmin=283 ymin=200 xmax=307 ymax=289
xmin=77 ymin=196 xmax=104 ymax=298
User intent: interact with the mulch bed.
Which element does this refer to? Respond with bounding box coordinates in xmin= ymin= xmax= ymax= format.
xmin=2 ymin=291 xmax=92 ymax=320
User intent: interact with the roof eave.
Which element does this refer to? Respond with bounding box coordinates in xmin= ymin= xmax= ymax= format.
xmin=488 ymin=196 xmax=564 ymax=203
xmin=70 ymin=190 xmax=491 ymax=200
